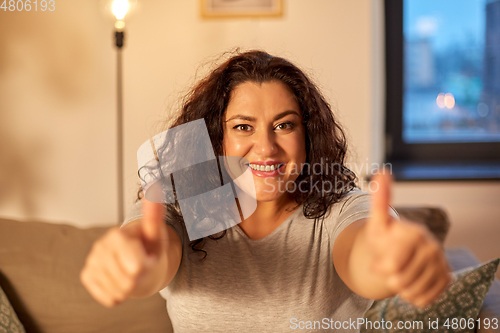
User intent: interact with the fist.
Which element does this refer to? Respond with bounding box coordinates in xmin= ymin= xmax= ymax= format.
xmin=367 ymin=172 xmax=452 ymax=308
xmin=80 ymin=200 xmax=168 ymax=307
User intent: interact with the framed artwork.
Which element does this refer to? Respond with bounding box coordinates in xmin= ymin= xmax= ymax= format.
xmin=200 ymin=0 xmax=283 ymax=18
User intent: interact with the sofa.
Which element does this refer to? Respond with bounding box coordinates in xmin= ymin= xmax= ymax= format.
xmin=0 ymin=207 xmax=499 ymax=333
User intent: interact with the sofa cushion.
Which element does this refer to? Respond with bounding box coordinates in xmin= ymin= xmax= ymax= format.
xmin=0 ymin=218 xmax=172 ymax=333
xmin=446 ymin=247 xmax=500 ymax=333
xmin=362 ymin=258 xmax=500 ymax=333
xmin=0 ymin=283 xmax=25 ymax=333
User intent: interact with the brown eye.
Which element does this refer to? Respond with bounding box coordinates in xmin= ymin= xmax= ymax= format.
xmin=233 ymin=124 xmax=253 ymax=132
xmin=275 ymin=122 xmax=294 ymax=131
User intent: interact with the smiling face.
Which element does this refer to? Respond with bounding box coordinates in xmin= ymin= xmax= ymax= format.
xmin=223 ymin=80 xmax=307 ymax=203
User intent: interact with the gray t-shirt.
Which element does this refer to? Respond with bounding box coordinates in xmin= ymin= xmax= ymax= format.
xmin=123 ymin=189 xmax=398 ymax=332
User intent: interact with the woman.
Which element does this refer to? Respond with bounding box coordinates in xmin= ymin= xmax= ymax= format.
xmin=80 ymin=50 xmax=450 ymax=332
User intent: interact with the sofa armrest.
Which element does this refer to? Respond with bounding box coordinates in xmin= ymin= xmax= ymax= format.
xmin=0 ymin=218 xmax=173 ymax=333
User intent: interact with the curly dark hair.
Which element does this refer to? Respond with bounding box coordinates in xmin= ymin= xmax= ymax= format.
xmin=135 ymin=50 xmax=357 ymax=260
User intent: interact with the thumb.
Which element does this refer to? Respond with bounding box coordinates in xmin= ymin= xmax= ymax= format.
xmin=141 ymin=199 xmax=166 ymax=253
xmin=370 ymin=169 xmax=393 ymax=231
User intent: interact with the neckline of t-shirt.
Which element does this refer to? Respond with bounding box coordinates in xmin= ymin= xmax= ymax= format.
xmin=233 ymin=205 xmax=304 ymax=242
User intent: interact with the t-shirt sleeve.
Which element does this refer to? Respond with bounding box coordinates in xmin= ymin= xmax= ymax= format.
xmin=121 ymin=200 xmax=144 ymax=227
xmin=327 ymin=189 xmax=399 ymax=254
xmin=120 ymin=200 xmax=187 ymax=247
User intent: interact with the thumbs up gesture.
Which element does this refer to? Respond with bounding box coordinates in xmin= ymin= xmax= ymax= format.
xmin=80 ymin=200 xmax=173 ymax=307
xmin=366 ymin=172 xmax=451 ymax=307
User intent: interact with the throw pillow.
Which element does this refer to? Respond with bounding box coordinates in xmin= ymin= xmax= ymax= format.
xmin=0 ymin=284 xmax=26 ymax=333
xmin=361 ymin=258 xmax=500 ymax=333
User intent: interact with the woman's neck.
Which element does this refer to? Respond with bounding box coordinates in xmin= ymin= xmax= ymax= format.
xmin=236 ymin=193 xmax=299 ymax=240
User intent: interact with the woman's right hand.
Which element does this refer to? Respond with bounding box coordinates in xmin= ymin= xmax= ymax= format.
xmin=80 ymin=200 xmax=174 ymax=308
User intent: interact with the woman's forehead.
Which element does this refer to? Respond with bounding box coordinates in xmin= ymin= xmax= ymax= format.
xmin=225 ymin=81 xmax=300 ymax=119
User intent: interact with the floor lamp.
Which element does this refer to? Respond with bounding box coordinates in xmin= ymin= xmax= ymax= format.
xmin=109 ymin=0 xmax=130 ymax=223
xmin=115 ymin=28 xmax=124 ymax=223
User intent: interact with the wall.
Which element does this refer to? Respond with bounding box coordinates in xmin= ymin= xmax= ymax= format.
xmin=0 ymin=1 xmax=116 ymax=226
xmin=0 ymin=0 xmax=498 ymax=264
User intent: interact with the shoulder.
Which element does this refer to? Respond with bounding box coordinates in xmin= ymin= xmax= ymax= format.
xmin=326 ymin=188 xmax=371 ymax=222
xmin=339 ymin=188 xmax=371 ymax=208
xmin=121 ymin=200 xmax=144 ymax=228
xmin=323 ymin=188 xmax=398 ymax=244
xmin=328 ymin=188 xmax=399 ymax=222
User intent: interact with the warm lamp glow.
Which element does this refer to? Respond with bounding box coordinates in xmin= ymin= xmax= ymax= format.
xmin=101 ymin=0 xmax=139 ymax=28
xmin=444 ymin=93 xmax=455 ymax=109
xmin=436 ymin=93 xmax=446 ymax=108
xmin=112 ymin=0 xmax=129 ymax=20
xmin=436 ymin=92 xmax=455 ymax=109
xmin=115 ymin=20 xmax=126 ymax=30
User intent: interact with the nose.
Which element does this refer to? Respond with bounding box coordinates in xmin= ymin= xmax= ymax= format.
xmin=253 ymin=128 xmax=278 ymax=156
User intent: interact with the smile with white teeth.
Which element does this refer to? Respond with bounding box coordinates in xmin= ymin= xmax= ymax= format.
xmin=248 ymin=163 xmax=284 ymax=171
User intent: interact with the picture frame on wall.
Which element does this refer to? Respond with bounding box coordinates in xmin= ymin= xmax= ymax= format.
xmin=200 ymin=0 xmax=283 ymax=18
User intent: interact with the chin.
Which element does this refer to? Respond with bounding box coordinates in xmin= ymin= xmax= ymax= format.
xmin=252 ymin=176 xmax=297 ymax=202
xmin=254 ymin=189 xmax=288 ymax=202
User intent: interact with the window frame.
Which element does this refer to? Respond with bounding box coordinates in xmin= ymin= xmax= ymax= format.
xmin=384 ymin=0 xmax=500 ymax=180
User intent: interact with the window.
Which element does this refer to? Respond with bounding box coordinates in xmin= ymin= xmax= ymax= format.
xmin=385 ymin=0 xmax=500 ymax=180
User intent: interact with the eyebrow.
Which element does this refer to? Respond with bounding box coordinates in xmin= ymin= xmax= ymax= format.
xmin=225 ymin=110 xmax=300 ymax=123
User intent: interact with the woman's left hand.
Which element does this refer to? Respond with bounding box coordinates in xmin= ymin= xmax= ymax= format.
xmin=365 ymin=172 xmax=452 ymax=308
